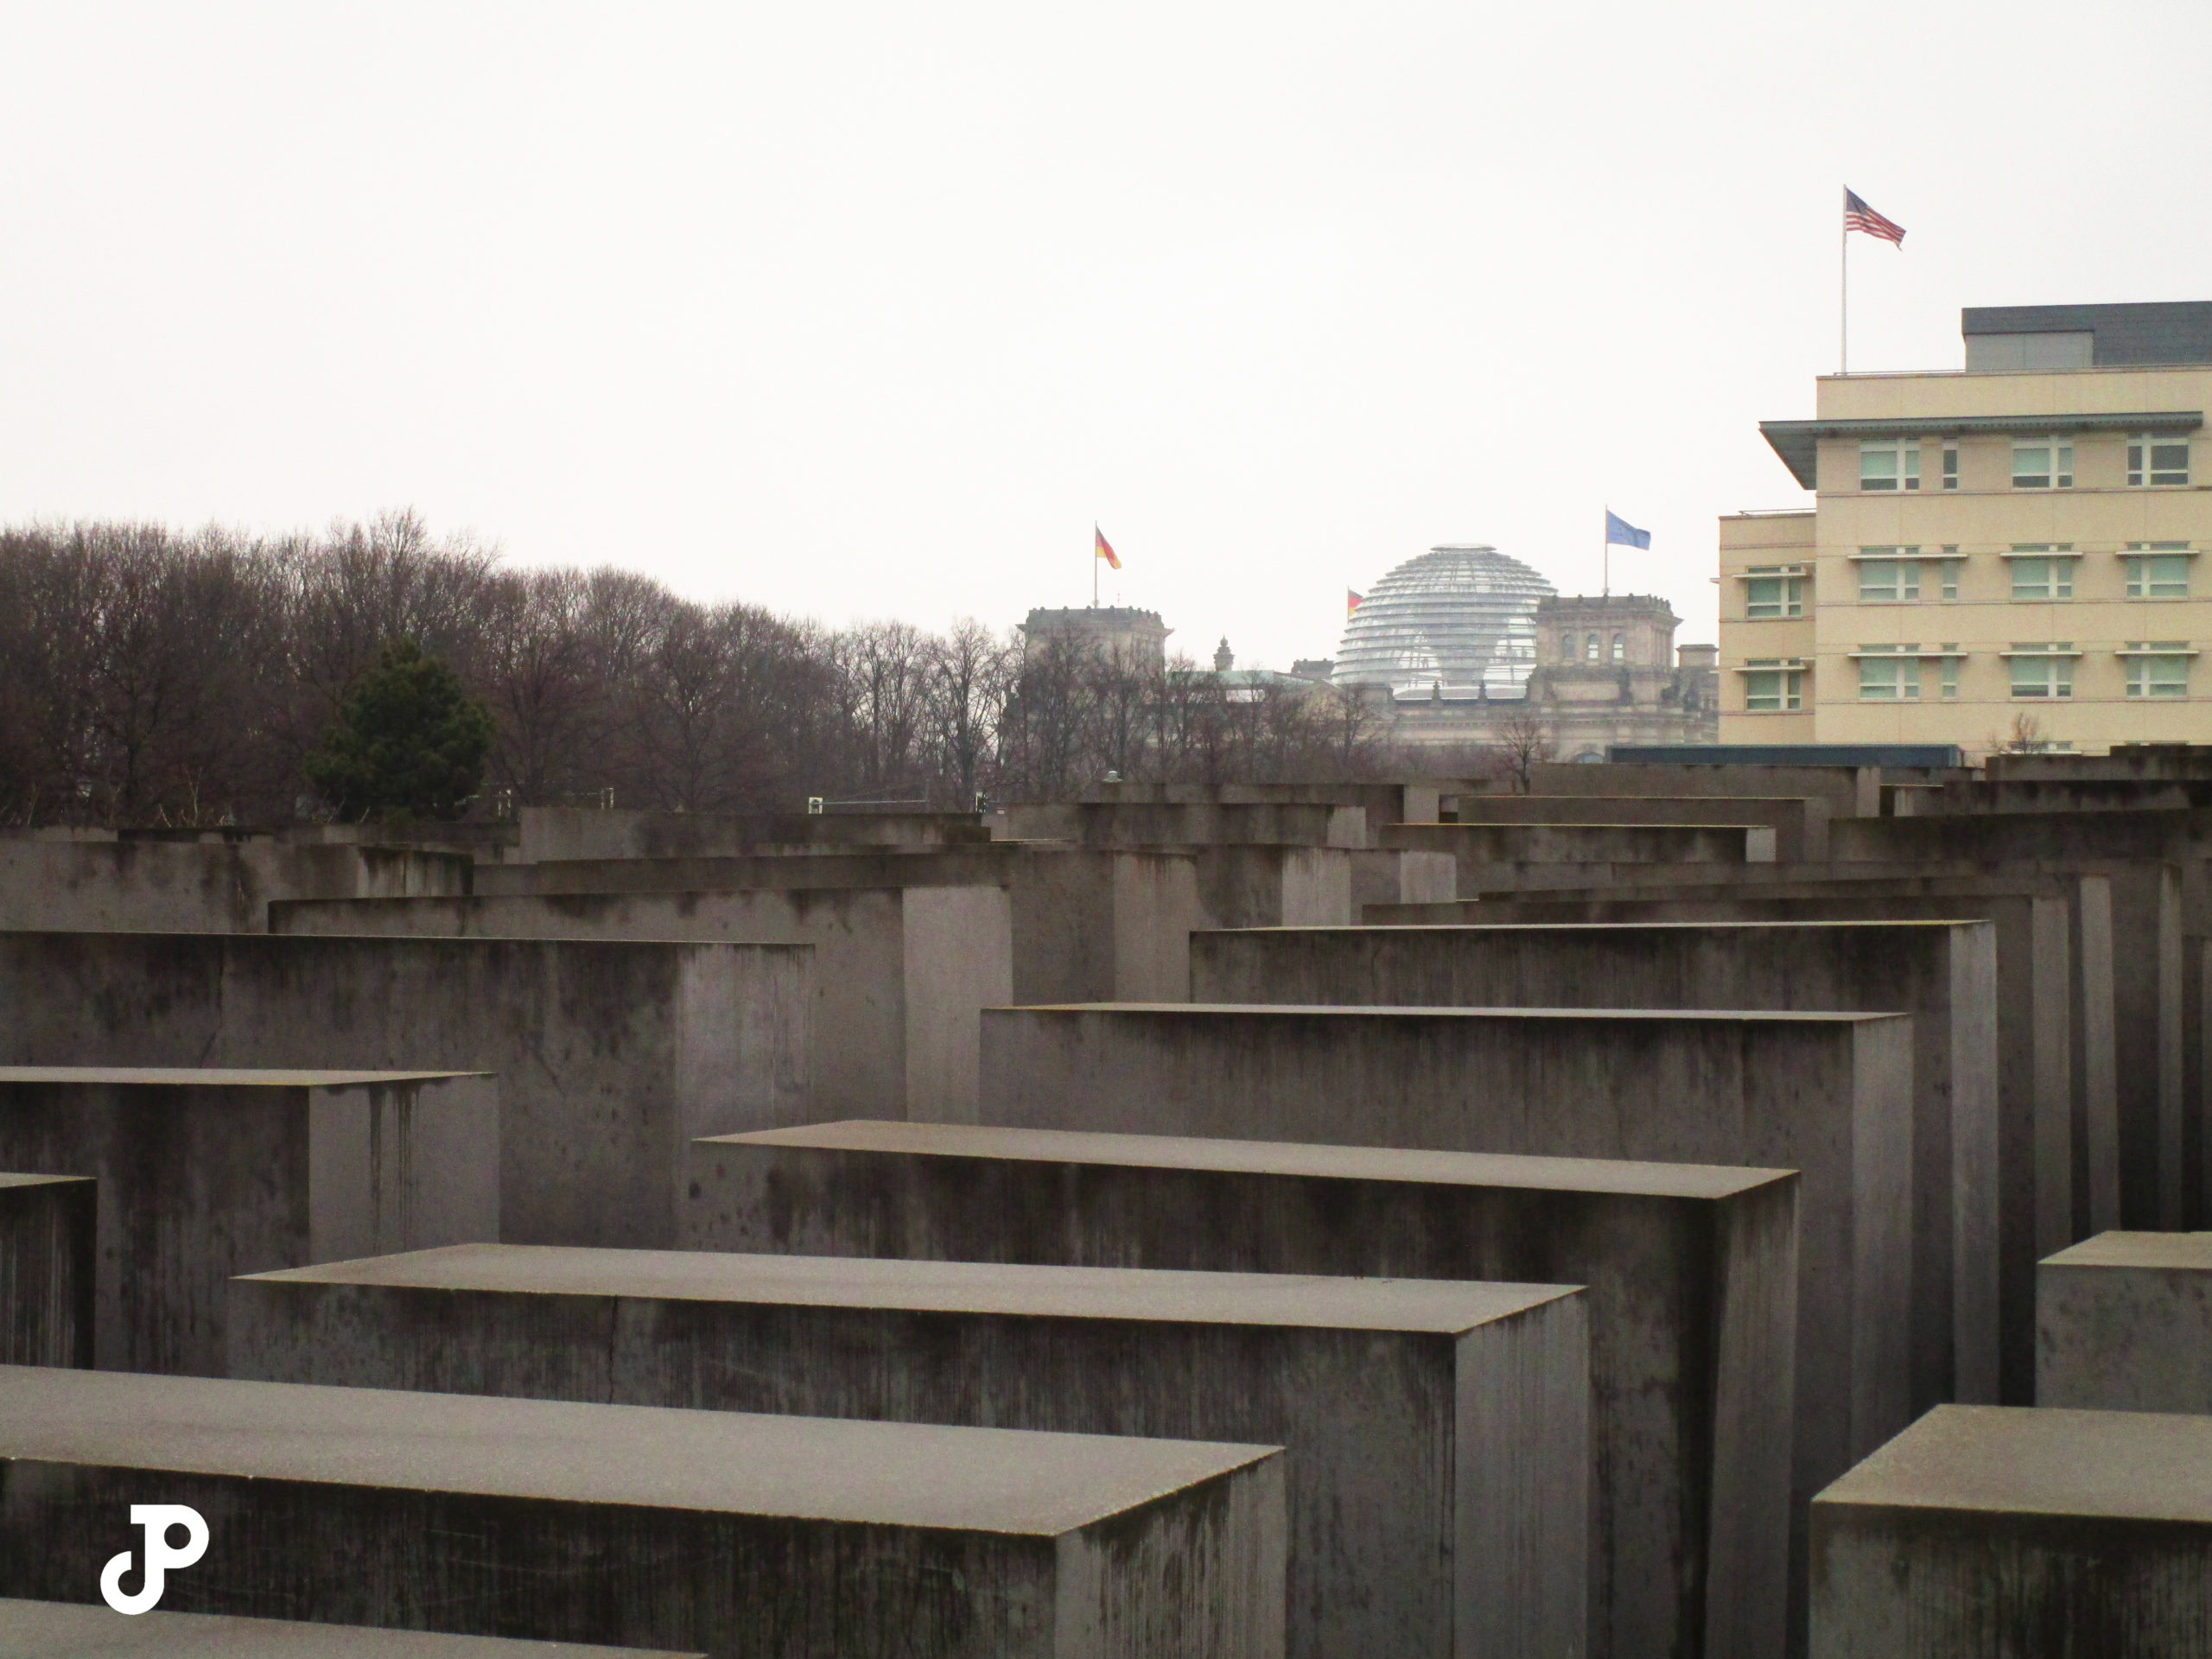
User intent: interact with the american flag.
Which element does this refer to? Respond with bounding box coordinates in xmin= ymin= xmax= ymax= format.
xmin=1844 ymin=188 xmax=1905 ymax=246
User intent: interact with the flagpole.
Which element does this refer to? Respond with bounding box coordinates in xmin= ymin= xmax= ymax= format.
xmin=1092 ymin=524 xmax=1098 ymax=608
xmin=1602 ymin=509 xmax=1610 ymax=598
xmin=1840 ymin=188 xmax=1848 ymax=375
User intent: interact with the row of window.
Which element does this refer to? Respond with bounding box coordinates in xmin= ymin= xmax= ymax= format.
xmin=1740 ymin=645 xmax=2197 ymax=710
xmin=1742 ymin=547 xmax=2197 ymax=613
xmin=1859 ymin=434 xmax=2191 ymax=493
xmin=1555 ymin=632 xmax=1626 ymax=664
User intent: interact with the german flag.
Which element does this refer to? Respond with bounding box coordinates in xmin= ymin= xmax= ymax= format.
xmin=1095 ymin=526 xmax=1121 ymax=570
xmin=1346 ymin=589 xmax=1363 ymax=618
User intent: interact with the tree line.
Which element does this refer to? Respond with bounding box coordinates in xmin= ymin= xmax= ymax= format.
xmin=0 ymin=513 xmax=1409 ymax=828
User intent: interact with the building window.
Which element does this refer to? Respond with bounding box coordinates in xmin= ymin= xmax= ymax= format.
xmin=1857 ymin=649 xmax=1922 ymax=701
xmin=1744 ymin=664 xmax=1803 ymax=712
xmin=2122 ymin=645 xmax=2191 ymax=698
xmin=1942 ymin=446 xmax=1959 ymax=490
xmin=2012 ymin=441 xmax=2074 ymax=489
xmin=2125 ymin=545 xmax=2192 ymax=599
xmin=1585 ymin=633 xmax=1599 ymax=661
xmin=2128 ymin=434 xmax=2190 ymax=487
xmin=1745 ymin=575 xmax=1806 ymax=618
xmin=2009 ymin=648 xmax=2075 ymax=699
xmin=1859 ymin=555 xmax=1921 ymax=602
xmin=1939 ymin=550 xmax=1961 ymax=601
xmin=1938 ymin=649 xmax=1961 ymax=698
xmin=1861 ymin=442 xmax=1920 ymax=491
xmin=2010 ymin=550 xmax=2075 ymax=601
xmin=1611 ymin=633 xmax=1624 ymax=663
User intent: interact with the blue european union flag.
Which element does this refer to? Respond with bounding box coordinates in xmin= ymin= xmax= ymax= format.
xmin=1605 ymin=511 xmax=1650 ymax=550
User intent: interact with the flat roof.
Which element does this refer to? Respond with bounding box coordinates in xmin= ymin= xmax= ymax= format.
xmin=2042 ymin=1230 xmax=2212 ymax=1271
xmin=705 ymin=1119 xmax=1793 ymax=1200
xmin=0 ymin=1068 xmax=488 ymax=1086
xmin=0 ymin=1599 xmax=704 ymax=1658
xmin=246 ymin=1244 xmax=1575 ymax=1335
xmin=1815 ymin=1405 xmax=2212 ymax=1522
xmin=0 ymin=1172 xmax=92 ymax=1191
xmin=1005 ymin=1002 xmax=1901 ymax=1026
xmin=0 ymin=1366 xmax=1274 ymax=1535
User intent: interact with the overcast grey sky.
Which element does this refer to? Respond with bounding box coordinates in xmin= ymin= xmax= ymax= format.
xmin=5 ymin=3 xmax=2209 ymax=670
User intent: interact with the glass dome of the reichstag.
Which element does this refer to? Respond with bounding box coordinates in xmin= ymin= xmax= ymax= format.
xmin=1333 ymin=544 xmax=1555 ymax=698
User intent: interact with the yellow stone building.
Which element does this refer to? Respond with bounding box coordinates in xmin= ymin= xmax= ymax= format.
xmin=1720 ymin=302 xmax=2212 ymax=758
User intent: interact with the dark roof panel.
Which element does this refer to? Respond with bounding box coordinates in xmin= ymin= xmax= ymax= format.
xmin=1963 ymin=302 xmax=2212 ymax=365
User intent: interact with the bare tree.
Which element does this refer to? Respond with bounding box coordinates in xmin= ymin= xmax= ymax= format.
xmin=1484 ymin=707 xmax=1551 ymax=792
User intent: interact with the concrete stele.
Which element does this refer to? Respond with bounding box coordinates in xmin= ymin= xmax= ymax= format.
xmin=0 ymin=1365 xmax=1284 ymax=1659
xmin=0 ymin=1599 xmax=704 ymax=1657
xmin=0 ymin=1173 xmax=94 ymax=1368
xmin=685 ymin=1118 xmax=1799 ymax=1659
xmin=1811 ymin=1405 xmax=2212 ymax=1658
xmin=232 ymin=1243 xmax=1585 ymax=1659
xmin=1192 ymin=918 xmax=2000 ymax=1412
xmin=2038 ymin=1230 xmax=2212 ymax=1411
xmin=0 ymin=1068 xmax=497 ymax=1375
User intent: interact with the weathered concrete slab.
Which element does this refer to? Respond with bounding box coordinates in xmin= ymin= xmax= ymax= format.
xmin=686 ymin=1119 xmax=1798 ymax=1659
xmin=1194 ymin=919 xmax=1999 ymax=1410
xmin=0 ymin=1173 xmax=93 ymax=1368
xmin=518 ymin=806 xmax=990 ymax=861
xmin=995 ymin=799 xmax=1369 ymax=849
xmin=0 ymin=1599 xmax=703 ymax=1657
xmin=1381 ymin=822 xmax=1777 ymax=886
xmin=1186 ymin=844 xmax=1351 ymax=929
xmin=0 ymin=1069 xmax=495 ymax=1374
xmin=272 ymin=886 xmax=1009 ymax=1123
xmin=2037 ymin=1230 xmax=2212 ymax=1411
xmin=1389 ymin=874 xmax=2122 ymax=1293
xmin=1828 ymin=814 xmax=2202 ymax=1229
xmin=235 ymin=1243 xmax=1583 ymax=1659
xmin=0 ymin=832 xmax=468 ymax=932
xmin=1811 ymin=1405 xmax=2212 ymax=1658
xmin=1349 ymin=849 xmax=1457 ymax=911
xmin=474 ymin=846 xmax=1201 ymax=1005
xmin=1519 ymin=760 xmax=1878 ymax=817
xmin=979 ymin=1000 xmax=1910 ymax=1613
xmin=0 ymin=936 xmax=808 ymax=1250
xmin=1441 ymin=794 xmax=1832 ymax=860
xmin=1081 ymin=779 xmax=1447 ymax=825
xmin=0 ymin=1364 xmax=1284 ymax=1659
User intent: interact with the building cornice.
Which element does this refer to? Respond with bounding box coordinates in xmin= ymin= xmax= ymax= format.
xmin=1758 ymin=410 xmax=2203 ymax=489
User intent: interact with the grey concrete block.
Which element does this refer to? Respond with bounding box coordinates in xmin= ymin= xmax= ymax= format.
xmin=0 ymin=1069 xmax=496 ymax=1374
xmin=0 ymin=934 xmax=809 ymax=1249
xmin=0 ymin=1364 xmax=1284 ymax=1659
xmin=0 ymin=835 xmax=469 ymax=933
xmin=0 ymin=1173 xmax=93 ymax=1368
xmin=1439 ymin=794 xmax=1832 ymax=860
xmin=1194 ymin=919 xmax=1999 ymax=1412
xmin=685 ymin=1120 xmax=1799 ymax=1659
xmin=980 ymin=1002 xmax=1909 ymax=1531
xmin=473 ymin=846 xmax=1203 ymax=1006
xmin=1382 ymin=822 xmax=1777 ymax=886
xmin=0 ymin=1599 xmax=703 ymax=1657
xmin=1189 ymin=845 xmax=1352 ymax=930
xmin=996 ymin=800 xmax=1368 ymax=849
xmin=1402 ymin=874 xmax=2118 ymax=1402
xmin=518 ymin=806 xmax=989 ymax=861
xmin=1811 ymin=1405 xmax=2212 ymax=1658
xmin=1350 ymin=849 xmax=1458 ymax=910
xmin=2037 ymin=1230 xmax=2212 ymax=1410
xmin=272 ymin=886 xmax=1011 ymax=1123
xmin=233 ymin=1243 xmax=1583 ymax=1659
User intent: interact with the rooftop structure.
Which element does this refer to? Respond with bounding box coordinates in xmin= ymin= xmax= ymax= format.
xmin=1018 ymin=606 xmax=1171 ymax=667
xmin=1333 ymin=544 xmax=1554 ymax=698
